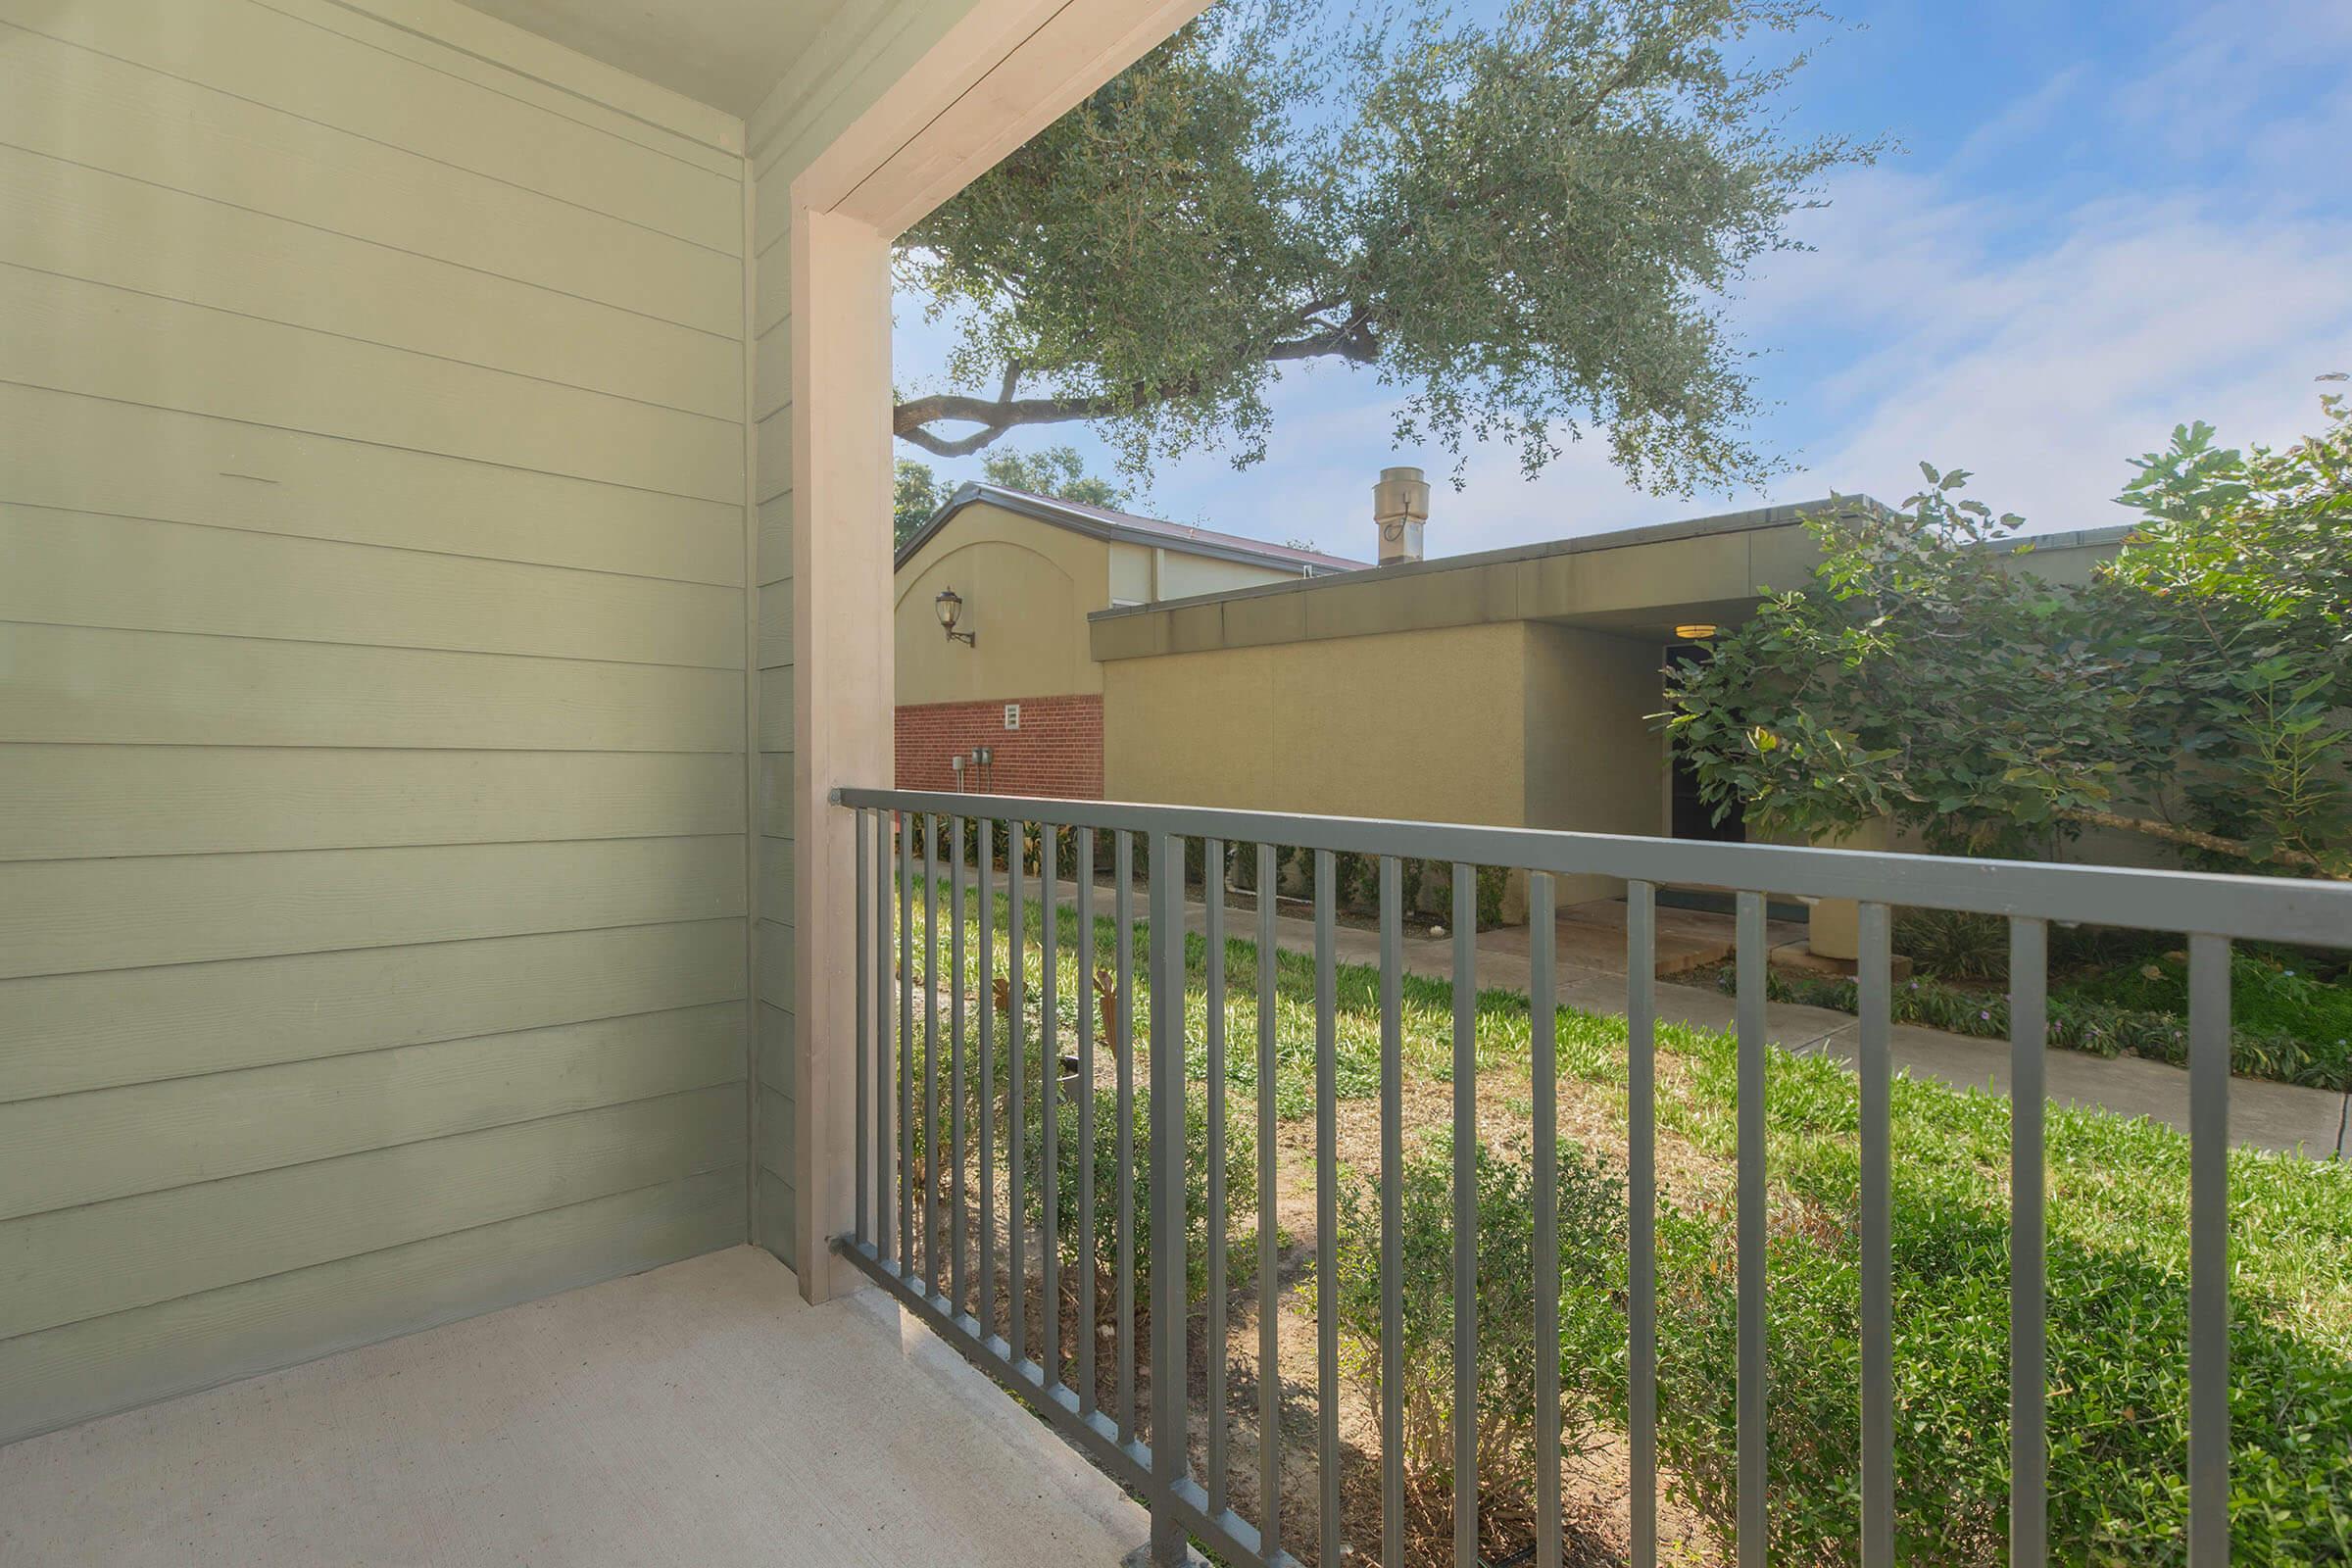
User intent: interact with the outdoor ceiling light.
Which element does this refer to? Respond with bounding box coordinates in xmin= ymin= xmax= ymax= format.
xmin=935 ymin=586 xmax=977 ymax=647
xmin=1674 ymin=622 xmax=1720 ymax=640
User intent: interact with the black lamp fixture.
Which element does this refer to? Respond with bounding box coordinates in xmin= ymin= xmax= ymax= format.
xmin=935 ymin=586 xmax=976 ymax=647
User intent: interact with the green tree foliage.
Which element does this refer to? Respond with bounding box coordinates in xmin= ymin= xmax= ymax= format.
xmin=976 ymin=445 xmax=1134 ymax=512
xmin=1662 ymin=385 xmax=2352 ymax=874
xmin=895 ymin=0 xmax=1880 ymax=492
xmin=2097 ymin=394 xmax=2352 ymax=870
xmin=893 ymin=445 xmax=1134 ymax=550
xmin=894 ymin=458 xmax=943 ymax=549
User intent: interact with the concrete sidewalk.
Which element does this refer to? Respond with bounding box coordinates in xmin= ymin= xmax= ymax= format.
xmin=1041 ymin=877 xmax=2351 ymax=1160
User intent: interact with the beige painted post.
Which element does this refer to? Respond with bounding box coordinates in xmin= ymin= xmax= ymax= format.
xmin=789 ymin=206 xmax=893 ymax=1303
xmin=784 ymin=0 xmax=1215 ymax=1306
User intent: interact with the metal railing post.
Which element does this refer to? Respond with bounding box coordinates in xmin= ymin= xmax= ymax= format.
xmin=2187 ymin=933 xmax=2232 ymax=1567
xmin=1146 ymin=830 xmax=1189 ymax=1566
xmin=854 ymin=808 xmax=870 ymax=1250
xmin=1450 ymin=863 xmax=1478 ymax=1568
xmin=1734 ymin=890 xmax=1766 ymax=1567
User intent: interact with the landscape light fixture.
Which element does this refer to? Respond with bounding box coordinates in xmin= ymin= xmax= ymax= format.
xmin=1674 ymin=622 xmax=1719 ymax=640
xmin=935 ymin=586 xmax=976 ymax=647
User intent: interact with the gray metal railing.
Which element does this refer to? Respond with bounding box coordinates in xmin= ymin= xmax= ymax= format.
xmin=831 ymin=786 xmax=2351 ymax=1568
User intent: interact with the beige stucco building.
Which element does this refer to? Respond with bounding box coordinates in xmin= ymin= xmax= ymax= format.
xmin=892 ymin=482 xmax=1357 ymax=796
xmin=1094 ymin=494 xmax=2134 ymax=908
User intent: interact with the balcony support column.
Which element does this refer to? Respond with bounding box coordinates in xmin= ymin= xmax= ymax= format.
xmin=789 ymin=203 xmax=893 ymax=1303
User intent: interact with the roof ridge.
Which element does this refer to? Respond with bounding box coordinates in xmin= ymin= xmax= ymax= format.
xmin=898 ymin=480 xmax=1369 ymax=574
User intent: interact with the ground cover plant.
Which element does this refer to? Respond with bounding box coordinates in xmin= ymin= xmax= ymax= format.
xmin=1690 ymin=906 xmax=2352 ymax=1091
xmin=1719 ymin=955 xmax=2352 ymax=1092
xmin=900 ymin=870 xmax=2352 ymax=1562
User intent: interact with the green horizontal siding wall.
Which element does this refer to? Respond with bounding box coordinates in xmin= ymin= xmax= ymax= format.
xmin=0 ymin=0 xmax=752 ymax=1445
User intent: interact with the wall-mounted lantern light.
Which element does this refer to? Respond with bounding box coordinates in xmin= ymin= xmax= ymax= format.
xmin=1673 ymin=622 xmax=1719 ymax=641
xmin=935 ymin=586 xmax=976 ymax=647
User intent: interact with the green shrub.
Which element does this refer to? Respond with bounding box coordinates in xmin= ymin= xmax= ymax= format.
xmin=1022 ymin=1071 xmax=1257 ymax=1309
xmin=1476 ymin=865 xmax=1509 ymax=931
xmin=1329 ymin=1131 xmax=1626 ymax=1495
xmin=2072 ymin=949 xmax=2352 ymax=1058
xmin=1894 ymin=906 xmax=2011 ymax=981
xmin=1725 ymin=963 xmax=2351 ymax=1091
xmin=1647 ymin=1035 xmax=2352 ymax=1565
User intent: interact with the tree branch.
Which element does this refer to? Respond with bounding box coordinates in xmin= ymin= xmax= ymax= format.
xmin=892 ymin=315 xmax=1379 ymax=454
xmin=2057 ymin=807 xmax=2327 ymax=872
xmin=894 ymin=389 xmax=1125 ymax=453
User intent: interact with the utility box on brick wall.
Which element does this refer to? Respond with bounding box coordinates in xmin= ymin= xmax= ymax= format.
xmin=896 ymin=695 xmax=1103 ymax=800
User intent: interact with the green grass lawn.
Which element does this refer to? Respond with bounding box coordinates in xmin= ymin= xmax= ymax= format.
xmin=903 ymin=877 xmax=2352 ymax=1563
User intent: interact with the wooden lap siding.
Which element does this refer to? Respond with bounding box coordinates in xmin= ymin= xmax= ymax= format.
xmin=0 ymin=0 xmax=753 ymax=1444
xmin=896 ymin=695 xmax=1105 ymax=800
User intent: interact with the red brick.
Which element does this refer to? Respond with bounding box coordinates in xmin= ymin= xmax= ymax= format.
xmin=895 ymin=693 xmax=1102 ymax=799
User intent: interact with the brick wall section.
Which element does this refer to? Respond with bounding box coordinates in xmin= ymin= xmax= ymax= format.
xmin=896 ymin=693 xmax=1104 ymax=799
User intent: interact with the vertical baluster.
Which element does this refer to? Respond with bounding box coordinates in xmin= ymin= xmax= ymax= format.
xmin=979 ymin=823 xmax=998 ymax=1342
xmin=1255 ymin=841 xmax=1282 ymax=1561
xmin=900 ymin=812 xmax=914 ymax=1276
xmin=1316 ymin=850 xmax=1343 ymax=1568
xmin=1116 ymin=830 xmax=1138 ymax=1443
xmin=877 ymin=813 xmax=897 ymax=1267
xmin=1450 ymin=864 xmax=1478 ymax=1568
xmin=2011 ymin=916 xmax=2048 ymax=1565
xmin=1735 ymin=890 xmax=1766 ymax=1568
xmin=855 ymin=809 xmax=871 ymax=1250
xmin=1627 ymin=880 xmax=1657 ymax=1568
xmin=1009 ymin=841 xmax=1028 ymax=1366
xmin=951 ymin=817 xmax=968 ymax=1314
xmin=2186 ymin=933 xmax=2231 ymax=1568
xmin=1148 ymin=831 xmax=1191 ymax=1565
xmin=1379 ymin=854 xmax=1405 ymax=1568
xmin=1205 ymin=838 xmax=1230 ymax=1517
xmin=924 ymin=818 xmax=941 ymax=1295
xmin=1042 ymin=830 xmax=1060 ymax=1388
xmin=1077 ymin=830 xmax=1100 ymax=1416
xmin=1532 ymin=871 xmax=1561 ymax=1568
xmin=1858 ymin=902 xmax=1894 ymax=1568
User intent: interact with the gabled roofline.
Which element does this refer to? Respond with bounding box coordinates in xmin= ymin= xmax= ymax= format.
xmin=1088 ymin=494 xmax=1894 ymax=624
xmin=894 ymin=481 xmax=1367 ymax=577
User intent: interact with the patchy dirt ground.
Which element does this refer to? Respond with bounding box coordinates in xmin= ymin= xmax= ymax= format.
xmin=904 ymin=960 xmax=1735 ymax=1566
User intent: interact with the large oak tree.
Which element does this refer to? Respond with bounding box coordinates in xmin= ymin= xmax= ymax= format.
xmin=895 ymin=0 xmax=1879 ymax=493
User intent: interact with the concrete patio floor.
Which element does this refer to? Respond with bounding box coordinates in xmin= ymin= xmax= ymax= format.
xmin=0 ymin=1247 xmax=1145 ymax=1568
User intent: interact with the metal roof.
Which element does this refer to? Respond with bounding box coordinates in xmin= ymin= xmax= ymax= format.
xmin=894 ymin=481 xmax=1367 ymax=576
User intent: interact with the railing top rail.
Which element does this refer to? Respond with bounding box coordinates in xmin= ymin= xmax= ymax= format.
xmin=834 ymin=786 xmax=2352 ymax=949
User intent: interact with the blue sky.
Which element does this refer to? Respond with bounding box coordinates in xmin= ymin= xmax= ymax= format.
xmin=893 ymin=0 xmax=2352 ymax=561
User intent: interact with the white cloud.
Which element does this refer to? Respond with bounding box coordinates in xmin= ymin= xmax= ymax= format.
xmin=1779 ymin=198 xmax=2352 ymax=534
xmin=1390 ymin=0 xmax=2352 ymax=558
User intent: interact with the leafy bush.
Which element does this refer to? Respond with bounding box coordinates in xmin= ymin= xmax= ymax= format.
xmin=1330 ymin=1132 xmax=1626 ymax=1494
xmin=1476 ymin=865 xmax=1509 ymax=931
xmin=1725 ymin=962 xmax=2352 ymax=1091
xmin=1646 ymin=1033 xmax=2352 ymax=1564
xmin=1894 ymin=907 xmax=2010 ymax=981
xmin=1666 ymin=391 xmax=2352 ymax=874
xmin=2071 ymin=948 xmax=2352 ymax=1055
xmin=1023 ymin=1072 xmax=1257 ymax=1309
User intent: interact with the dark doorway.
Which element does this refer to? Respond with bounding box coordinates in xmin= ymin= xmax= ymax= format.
xmin=1664 ymin=639 xmax=1742 ymax=843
